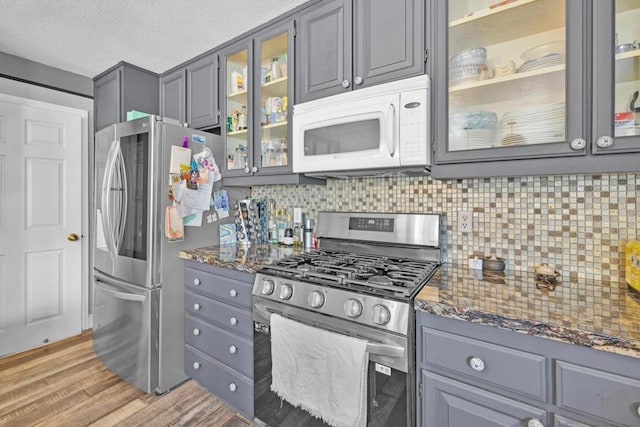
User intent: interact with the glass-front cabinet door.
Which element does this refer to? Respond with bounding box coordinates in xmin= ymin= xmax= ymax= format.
xmin=593 ymin=0 xmax=640 ymax=154
xmin=434 ymin=0 xmax=587 ymax=164
xmin=253 ymin=21 xmax=294 ymax=175
xmin=222 ymin=42 xmax=252 ymax=177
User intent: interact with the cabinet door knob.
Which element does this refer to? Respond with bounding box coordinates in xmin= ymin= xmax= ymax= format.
xmin=229 ymin=345 xmax=237 ymax=354
xmin=527 ymin=418 xmax=544 ymax=427
xmin=193 ymin=328 xmax=200 ymax=336
xmin=251 ymin=166 xmax=258 ymax=173
xmin=193 ymin=361 xmax=200 ymax=369
xmin=354 ymin=76 xmax=363 ymax=85
xmin=569 ymin=138 xmax=586 ymax=150
xmin=193 ymin=278 xmax=201 ymax=286
xmin=228 ymin=382 xmax=237 ymax=392
xmin=244 ymin=166 xmax=251 ymax=173
xmin=193 ymin=303 xmax=201 ymax=311
xmin=468 ymin=356 xmax=485 ymax=372
xmin=596 ymin=135 xmax=614 ymax=148
xmin=342 ymin=79 xmax=350 ymax=88
xmin=229 ymin=317 xmax=238 ymax=326
xmin=229 ymin=289 xmax=238 ymax=298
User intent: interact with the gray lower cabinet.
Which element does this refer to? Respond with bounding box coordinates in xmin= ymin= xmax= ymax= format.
xmin=183 ymin=261 xmax=254 ymax=418
xmin=416 ymin=311 xmax=640 ymax=427
xmin=422 ymin=371 xmax=547 ymax=427
xmin=93 ymin=62 xmax=159 ymax=131
xmin=295 ymin=0 xmax=424 ymax=103
xmin=160 ymin=53 xmax=219 ymax=129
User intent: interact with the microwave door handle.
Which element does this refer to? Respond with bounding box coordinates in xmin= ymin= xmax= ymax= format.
xmin=387 ymin=104 xmax=396 ymax=157
xmin=101 ymin=140 xmax=119 ymax=258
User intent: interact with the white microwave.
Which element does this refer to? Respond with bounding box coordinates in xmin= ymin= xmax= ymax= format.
xmin=292 ymin=75 xmax=430 ymax=177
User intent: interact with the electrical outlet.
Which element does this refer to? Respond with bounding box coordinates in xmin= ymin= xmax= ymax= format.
xmin=458 ymin=210 xmax=472 ymax=233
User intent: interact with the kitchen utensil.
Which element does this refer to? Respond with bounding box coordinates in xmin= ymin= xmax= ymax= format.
xmin=520 ymin=41 xmax=565 ymax=63
xmin=483 ymin=256 xmax=505 ymax=271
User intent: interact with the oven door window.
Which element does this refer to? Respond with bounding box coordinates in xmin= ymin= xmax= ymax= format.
xmin=253 ymin=321 xmax=407 ymax=427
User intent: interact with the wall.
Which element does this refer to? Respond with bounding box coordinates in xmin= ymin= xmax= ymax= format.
xmin=251 ymin=173 xmax=639 ymax=285
xmin=0 ymin=51 xmax=93 ymax=98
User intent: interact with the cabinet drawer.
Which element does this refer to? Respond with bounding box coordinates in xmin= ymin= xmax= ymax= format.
xmin=185 ymin=314 xmax=253 ymax=378
xmin=185 ymin=344 xmax=253 ymax=418
xmin=556 ymin=361 xmax=640 ymax=426
xmin=421 ymin=327 xmax=547 ymax=401
xmin=185 ymin=291 xmax=253 ymax=338
xmin=185 ymin=267 xmax=253 ymax=308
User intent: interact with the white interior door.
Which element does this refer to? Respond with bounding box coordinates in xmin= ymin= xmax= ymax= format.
xmin=0 ymin=94 xmax=84 ymax=357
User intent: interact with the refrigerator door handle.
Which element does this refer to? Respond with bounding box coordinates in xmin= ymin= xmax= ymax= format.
xmin=113 ymin=144 xmax=128 ymax=250
xmin=101 ymin=139 xmax=119 ymax=258
xmin=94 ymin=271 xmax=147 ymax=302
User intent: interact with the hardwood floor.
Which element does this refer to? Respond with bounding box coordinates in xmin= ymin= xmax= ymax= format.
xmin=0 ymin=330 xmax=252 ymax=427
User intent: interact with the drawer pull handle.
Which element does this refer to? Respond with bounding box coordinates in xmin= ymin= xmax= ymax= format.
xmin=229 ymin=289 xmax=238 ymax=297
xmin=229 ymin=317 xmax=238 ymax=326
xmin=193 ymin=303 xmax=201 ymax=311
xmin=229 ymin=382 xmax=237 ymax=392
xmin=527 ymin=418 xmax=544 ymax=427
xmin=637 ymin=405 xmax=640 ymax=417
xmin=229 ymin=345 xmax=237 ymax=354
xmin=468 ymin=357 xmax=485 ymax=372
xmin=193 ymin=278 xmax=201 ymax=286
xmin=193 ymin=328 xmax=200 ymax=336
xmin=193 ymin=362 xmax=200 ymax=369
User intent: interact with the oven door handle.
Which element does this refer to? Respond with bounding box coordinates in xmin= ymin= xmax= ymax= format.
xmin=254 ymin=302 xmax=405 ymax=358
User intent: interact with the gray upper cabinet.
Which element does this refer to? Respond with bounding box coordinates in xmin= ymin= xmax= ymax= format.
xmin=160 ymin=53 xmax=219 ymax=129
xmin=186 ymin=53 xmax=219 ymax=129
xmin=94 ymin=62 xmax=159 ymax=131
xmin=219 ymin=20 xmax=324 ymax=186
xmin=592 ymin=1 xmax=640 ymax=155
xmin=432 ymin=0 xmax=640 ymax=179
xmin=296 ymin=0 xmax=424 ymax=103
xmin=160 ymin=68 xmax=186 ymax=123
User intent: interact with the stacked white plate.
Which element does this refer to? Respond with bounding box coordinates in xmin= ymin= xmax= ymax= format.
xmin=517 ymin=54 xmax=565 ymax=73
xmin=496 ymin=103 xmax=566 ymax=146
xmin=449 ymin=129 xmax=494 ymax=151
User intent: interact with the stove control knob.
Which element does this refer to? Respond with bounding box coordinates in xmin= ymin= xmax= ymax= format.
xmin=372 ymin=304 xmax=391 ymax=325
xmin=279 ymin=284 xmax=293 ymax=300
xmin=261 ymin=279 xmax=275 ymax=295
xmin=308 ymin=291 xmax=325 ymax=308
xmin=344 ymin=299 xmax=363 ymax=318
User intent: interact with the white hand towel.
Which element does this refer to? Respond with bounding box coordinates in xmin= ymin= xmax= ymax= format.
xmin=270 ymin=313 xmax=369 ymax=427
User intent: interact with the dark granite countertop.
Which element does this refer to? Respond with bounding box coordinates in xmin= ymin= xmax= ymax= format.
xmin=179 ymin=244 xmax=307 ymax=274
xmin=415 ymin=263 xmax=640 ymax=358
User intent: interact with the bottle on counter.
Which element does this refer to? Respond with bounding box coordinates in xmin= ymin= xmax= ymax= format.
xmin=277 ymin=209 xmax=287 ymax=245
xmin=268 ymin=202 xmax=278 ymax=244
xmin=303 ymin=218 xmax=315 ymax=250
xmin=283 ymin=213 xmax=294 ymax=246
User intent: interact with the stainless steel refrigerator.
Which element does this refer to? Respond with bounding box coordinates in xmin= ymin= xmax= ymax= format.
xmin=92 ymin=115 xmax=245 ymax=394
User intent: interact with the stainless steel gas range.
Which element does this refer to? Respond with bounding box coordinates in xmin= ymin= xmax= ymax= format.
xmin=253 ymin=212 xmax=441 ymax=427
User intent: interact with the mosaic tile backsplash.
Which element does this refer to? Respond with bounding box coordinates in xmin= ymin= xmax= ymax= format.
xmin=250 ymin=173 xmax=639 ymax=285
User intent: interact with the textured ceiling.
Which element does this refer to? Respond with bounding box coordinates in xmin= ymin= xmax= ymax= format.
xmin=0 ymin=0 xmax=308 ymax=78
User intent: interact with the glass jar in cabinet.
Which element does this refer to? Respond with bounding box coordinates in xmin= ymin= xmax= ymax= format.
xmin=222 ymin=43 xmax=251 ymax=176
xmin=433 ymin=0 xmax=588 ymax=171
xmin=592 ymin=0 xmax=640 ymax=154
xmin=255 ymin=24 xmax=292 ymax=173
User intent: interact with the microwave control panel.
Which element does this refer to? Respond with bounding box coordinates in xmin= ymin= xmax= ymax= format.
xmin=399 ymin=88 xmax=429 ymax=166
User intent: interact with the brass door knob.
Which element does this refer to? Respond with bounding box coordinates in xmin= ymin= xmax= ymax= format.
xmin=67 ymin=233 xmax=79 ymax=241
